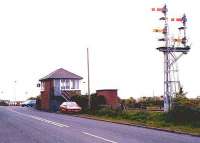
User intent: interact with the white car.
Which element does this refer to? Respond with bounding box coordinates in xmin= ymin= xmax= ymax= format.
xmin=59 ymin=102 xmax=82 ymax=113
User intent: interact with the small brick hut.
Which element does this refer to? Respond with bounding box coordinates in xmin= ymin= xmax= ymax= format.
xmin=96 ymin=89 xmax=120 ymax=109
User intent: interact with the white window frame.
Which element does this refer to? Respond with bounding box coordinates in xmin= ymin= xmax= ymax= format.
xmin=60 ymin=79 xmax=80 ymax=90
xmin=41 ymin=81 xmax=45 ymax=91
xmin=60 ymin=79 xmax=65 ymax=90
xmin=66 ymin=79 xmax=70 ymax=89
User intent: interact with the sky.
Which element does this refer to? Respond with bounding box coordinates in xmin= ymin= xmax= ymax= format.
xmin=0 ymin=0 xmax=199 ymax=101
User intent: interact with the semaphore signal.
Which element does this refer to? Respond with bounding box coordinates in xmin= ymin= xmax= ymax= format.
xmin=152 ymin=4 xmax=191 ymax=112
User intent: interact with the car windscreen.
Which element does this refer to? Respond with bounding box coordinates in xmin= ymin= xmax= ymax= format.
xmin=67 ymin=102 xmax=77 ymax=107
xmin=62 ymin=102 xmax=77 ymax=107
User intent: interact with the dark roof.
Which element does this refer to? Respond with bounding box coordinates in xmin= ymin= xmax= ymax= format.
xmin=39 ymin=68 xmax=83 ymax=81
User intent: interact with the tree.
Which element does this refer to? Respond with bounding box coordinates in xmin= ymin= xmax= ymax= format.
xmin=121 ymin=97 xmax=136 ymax=108
xmin=175 ymin=87 xmax=187 ymax=97
xmin=173 ymin=87 xmax=189 ymax=107
xmin=27 ymin=97 xmax=37 ymax=100
xmin=137 ymin=96 xmax=163 ymax=109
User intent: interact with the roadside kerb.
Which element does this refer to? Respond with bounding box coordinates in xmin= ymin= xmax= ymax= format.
xmin=72 ymin=114 xmax=200 ymax=137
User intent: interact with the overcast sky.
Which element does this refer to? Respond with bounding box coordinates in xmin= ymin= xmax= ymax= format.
xmin=0 ymin=0 xmax=199 ymax=101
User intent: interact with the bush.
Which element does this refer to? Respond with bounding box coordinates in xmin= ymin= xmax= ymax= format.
xmin=71 ymin=95 xmax=88 ymax=111
xmin=91 ymin=108 xmax=152 ymax=122
xmin=166 ymin=96 xmax=200 ymax=126
xmin=91 ymin=94 xmax=106 ymax=110
xmin=71 ymin=94 xmax=106 ymax=111
xmin=167 ymin=105 xmax=200 ymax=124
xmin=96 ymin=108 xmax=119 ymax=116
xmin=130 ymin=112 xmax=149 ymax=121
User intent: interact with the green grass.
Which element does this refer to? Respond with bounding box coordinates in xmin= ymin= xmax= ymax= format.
xmin=82 ymin=109 xmax=200 ymax=136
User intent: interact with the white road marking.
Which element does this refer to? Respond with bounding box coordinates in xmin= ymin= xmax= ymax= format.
xmin=29 ymin=116 xmax=67 ymax=127
xmin=8 ymin=109 xmax=70 ymax=128
xmin=8 ymin=108 xmax=118 ymax=143
xmin=82 ymin=132 xmax=118 ymax=143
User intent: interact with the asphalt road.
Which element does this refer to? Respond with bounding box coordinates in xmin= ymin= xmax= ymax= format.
xmin=0 ymin=106 xmax=199 ymax=143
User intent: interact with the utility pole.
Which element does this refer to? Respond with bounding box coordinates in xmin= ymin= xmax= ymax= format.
xmin=87 ymin=48 xmax=91 ymax=109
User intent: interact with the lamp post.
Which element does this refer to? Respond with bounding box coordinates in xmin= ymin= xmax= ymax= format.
xmin=14 ymin=80 xmax=17 ymax=104
xmin=87 ymin=48 xmax=91 ymax=109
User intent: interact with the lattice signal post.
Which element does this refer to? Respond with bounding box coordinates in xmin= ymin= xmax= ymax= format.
xmin=152 ymin=5 xmax=191 ymax=112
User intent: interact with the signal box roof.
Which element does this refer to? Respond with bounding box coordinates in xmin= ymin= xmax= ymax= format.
xmin=39 ymin=68 xmax=83 ymax=81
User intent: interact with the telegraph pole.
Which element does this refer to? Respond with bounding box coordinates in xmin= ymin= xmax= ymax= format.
xmin=87 ymin=48 xmax=91 ymax=109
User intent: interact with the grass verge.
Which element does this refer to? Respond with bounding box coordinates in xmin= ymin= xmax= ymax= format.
xmin=79 ymin=109 xmax=200 ymax=136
